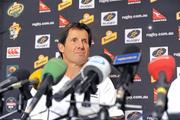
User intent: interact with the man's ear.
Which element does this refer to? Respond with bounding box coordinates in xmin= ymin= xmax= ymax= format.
xmin=58 ymin=43 xmax=64 ymax=53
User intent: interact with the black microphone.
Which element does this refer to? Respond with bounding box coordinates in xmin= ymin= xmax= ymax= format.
xmin=0 ymin=69 xmax=30 ymax=89
xmin=113 ymin=45 xmax=142 ymax=109
xmin=21 ymin=58 xmax=67 ymax=120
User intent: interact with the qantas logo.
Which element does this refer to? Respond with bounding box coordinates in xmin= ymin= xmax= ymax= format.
xmin=59 ymin=15 xmax=70 ymax=28
xmin=128 ymin=0 xmax=141 ymax=4
xmin=6 ymin=47 xmax=21 ymax=58
xmin=152 ymin=8 xmax=167 ymax=22
xmin=133 ymin=74 xmax=141 ymax=82
xmin=39 ymin=0 xmax=51 ymax=13
xmin=104 ymin=48 xmax=114 ymax=60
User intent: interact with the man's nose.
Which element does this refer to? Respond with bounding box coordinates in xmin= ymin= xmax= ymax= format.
xmin=77 ymin=40 xmax=84 ymax=48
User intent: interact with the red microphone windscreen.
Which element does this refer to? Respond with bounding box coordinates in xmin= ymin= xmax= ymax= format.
xmin=148 ymin=55 xmax=176 ymax=83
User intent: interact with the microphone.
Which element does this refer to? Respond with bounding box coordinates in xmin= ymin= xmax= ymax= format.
xmin=28 ymin=68 xmax=43 ymax=89
xmin=148 ymin=55 xmax=176 ymax=119
xmin=21 ymin=58 xmax=67 ymax=119
xmin=0 ymin=69 xmax=30 ymax=89
xmin=0 ymin=69 xmax=43 ymax=94
xmin=53 ymin=54 xmax=112 ymax=102
xmin=76 ymin=54 xmax=112 ymax=94
xmin=113 ymin=45 xmax=141 ymax=87
xmin=113 ymin=45 xmax=142 ymax=109
xmin=0 ymin=69 xmax=32 ymax=100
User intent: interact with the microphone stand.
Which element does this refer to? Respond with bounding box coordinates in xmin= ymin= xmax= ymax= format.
xmin=67 ymin=92 xmax=78 ymax=120
xmin=98 ymin=105 xmax=110 ymax=120
xmin=115 ymin=84 xmax=130 ymax=113
xmin=82 ymin=91 xmax=91 ymax=107
xmin=152 ymin=72 xmax=169 ymax=120
xmin=46 ymin=87 xmax=52 ymax=120
xmin=0 ymin=94 xmax=3 ymax=115
xmin=53 ymin=92 xmax=79 ymax=120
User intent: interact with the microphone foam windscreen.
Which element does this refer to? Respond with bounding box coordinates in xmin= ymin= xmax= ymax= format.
xmin=29 ymin=68 xmax=43 ymax=89
xmin=12 ymin=69 xmax=30 ymax=81
xmin=148 ymin=55 xmax=176 ymax=83
xmin=123 ymin=45 xmax=140 ymax=54
xmin=42 ymin=58 xmax=67 ymax=85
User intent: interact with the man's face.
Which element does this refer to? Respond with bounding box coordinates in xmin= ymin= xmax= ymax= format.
xmin=58 ymin=28 xmax=90 ymax=66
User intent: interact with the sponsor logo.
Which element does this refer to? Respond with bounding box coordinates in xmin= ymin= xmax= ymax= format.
xmin=5 ymin=97 xmax=17 ymax=112
xmin=150 ymin=0 xmax=157 ymax=3
xmin=34 ymin=55 xmax=48 ymax=69
xmin=32 ymin=21 xmax=54 ymax=27
xmin=176 ymin=11 xmax=180 ymax=20
xmin=35 ymin=34 xmax=50 ymax=49
xmin=128 ymin=0 xmax=141 ymax=5
xmin=178 ymin=26 xmax=180 ymax=40
xmin=58 ymin=0 xmax=72 ymax=11
xmin=146 ymin=32 xmax=174 ymax=38
xmin=59 ymin=15 xmax=70 ymax=28
xmin=101 ymin=11 xmax=118 ymax=26
xmin=104 ymin=48 xmax=114 ymax=60
xmin=152 ymin=8 xmax=167 ymax=22
xmin=79 ymin=0 xmax=94 ymax=9
xmin=101 ymin=30 xmax=117 ymax=45
xmin=9 ymin=22 xmax=21 ymax=40
xmin=79 ymin=13 xmax=94 ymax=25
xmin=150 ymin=46 xmax=168 ymax=60
xmin=125 ymin=28 xmax=142 ymax=44
xmin=39 ymin=0 xmax=51 ymax=13
xmin=6 ymin=47 xmax=21 ymax=58
xmin=6 ymin=65 xmax=19 ymax=78
xmin=7 ymin=2 xmax=24 ymax=18
xmin=122 ymin=14 xmax=148 ymax=20
xmin=152 ymin=48 xmax=166 ymax=57
xmin=99 ymin=0 xmax=122 ymax=3
xmin=134 ymin=74 xmax=141 ymax=82
xmin=113 ymin=53 xmax=141 ymax=65
xmin=126 ymin=95 xmax=148 ymax=100
xmin=126 ymin=111 xmax=143 ymax=120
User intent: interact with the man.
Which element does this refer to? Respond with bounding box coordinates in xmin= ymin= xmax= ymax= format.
xmin=26 ymin=22 xmax=123 ymax=119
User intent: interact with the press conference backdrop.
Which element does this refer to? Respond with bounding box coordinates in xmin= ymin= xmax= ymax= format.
xmin=0 ymin=0 xmax=180 ymax=119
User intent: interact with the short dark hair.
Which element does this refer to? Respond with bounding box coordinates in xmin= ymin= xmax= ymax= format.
xmin=59 ymin=22 xmax=92 ymax=46
xmin=58 ymin=22 xmax=92 ymax=58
